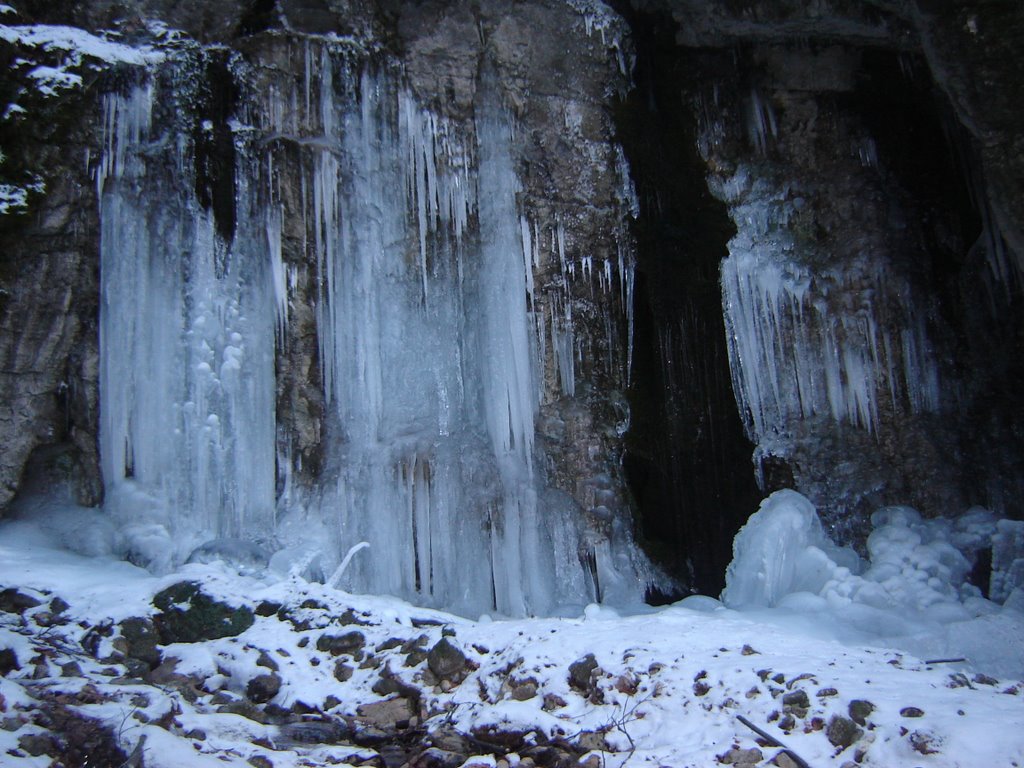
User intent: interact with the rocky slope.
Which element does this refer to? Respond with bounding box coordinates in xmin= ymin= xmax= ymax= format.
xmin=1 ymin=536 xmax=1022 ymax=768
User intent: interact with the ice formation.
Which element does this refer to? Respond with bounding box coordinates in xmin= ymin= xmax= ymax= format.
xmin=722 ymin=490 xmax=1024 ymax=677
xmin=721 ymin=235 xmax=942 ymax=441
xmin=94 ymin=46 xmax=651 ymax=617
xmin=98 ymin=83 xmax=279 ymax=571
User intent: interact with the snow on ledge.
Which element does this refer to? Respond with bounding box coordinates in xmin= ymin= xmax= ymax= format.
xmin=0 ymin=23 xmax=164 ymax=66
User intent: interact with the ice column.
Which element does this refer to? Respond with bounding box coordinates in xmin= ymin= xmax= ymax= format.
xmin=721 ymin=245 xmax=941 ymax=442
xmin=306 ymin=57 xmax=631 ymax=616
xmin=310 ymin=64 xmax=508 ymax=616
xmin=98 ymin=84 xmax=277 ymax=567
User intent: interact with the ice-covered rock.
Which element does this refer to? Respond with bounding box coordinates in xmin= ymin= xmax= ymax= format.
xmin=722 ymin=490 xmax=1024 ymax=675
xmin=991 ymin=520 xmax=1024 ymax=603
xmin=722 ymin=490 xmax=860 ymax=608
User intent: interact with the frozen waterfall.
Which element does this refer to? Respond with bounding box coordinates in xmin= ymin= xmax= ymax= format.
xmin=98 ymin=83 xmax=278 ymax=570
xmin=95 ymin=49 xmax=653 ymax=617
xmin=721 ymin=236 xmax=942 ymax=443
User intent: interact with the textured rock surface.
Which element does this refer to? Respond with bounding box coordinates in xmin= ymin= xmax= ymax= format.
xmin=1 ymin=0 xmax=1022 ymax=595
xmin=617 ymin=0 xmax=1024 ymax=563
xmin=0 ymin=80 xmax=102 ymax=510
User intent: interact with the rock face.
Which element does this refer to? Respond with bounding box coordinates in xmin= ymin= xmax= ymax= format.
xmin=614 ymin=0 xmax=1024 ymax=583
xmin=1 ymin=0 xmax=1022 ymax=602
xmin=1 ymin=0 xmax=655 ymax=614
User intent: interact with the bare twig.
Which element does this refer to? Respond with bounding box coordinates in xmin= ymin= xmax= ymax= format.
xmin=923 ymin=657 xmax=966 ymax=665
xmin=736 ymin=714 xmax=812 ymax=768
xmin=121 ymin=734 xmax=147 ymax=768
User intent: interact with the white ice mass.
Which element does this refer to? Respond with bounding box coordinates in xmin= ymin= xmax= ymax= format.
xmin=722 ymin=489 xmax=1024 ymax=679
xmin=93 ymin=45 xmax=652 ymax=618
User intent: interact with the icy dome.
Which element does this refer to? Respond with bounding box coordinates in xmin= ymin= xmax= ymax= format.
xmin=722 ymin=490 xmax=1024 ymax=677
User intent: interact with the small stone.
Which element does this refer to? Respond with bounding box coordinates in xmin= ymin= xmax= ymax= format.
xmin=848 ymin=699 xmax=874 ymax=725
xmin=119 ymin=617 xmax=162 ymax=668
xmin=248 ymin=756 xmax=274 ymax=768
xmin=246 ymin=673 xmax=282 ymax=704
xmin=405 ymin=649 xmax=428 ymax=667
xmin=900 ymin=706 xmax=925 ymax=718
xmin=357 ymin=696 xmax=415 ymax=728
xmin=430 ymin=725 xmax=473 ymax=753
xmin=542 ymin=693 xmax=567 ymax=711
xmin=407 ymin=747 xmax=465 ymax=768
xmin=909 ymin=729 xmax=940 ymax=754
xmin=614 ymin=674 xmax=638 ymax=695
xmin=316 ymin=631 xmax=365 ymax=657
xmin=49 ymin=597 xmax=70 ymax=615
xmin=781 ymin=689 xmax=809 ymax=715
xmin=324 ymin=695 xmax=341 ymax=709
xmin=568 ymin=654 xmax=598 ymax=692
xmin=778 ymin=714 xmax=796 ymax=732
xmin=0 ymin=589 xmax=41 ymax=614
xmin=255 ymin=601 xmax=281 ymax=617
xmin=427 ymin=638 xmax=466 ymax=680
xmin=741 ymin=644 xmax=759 ymax=655
xmin=0 ymin=648 xmax=19 ymax=676
xmin=720 ymin=747 xmax=763 ymax=766
xmin=826 ymin=715 xmax=863 ymax=749
xmin=18 ymin=733 xmax=55 ymax=757
xmin=61 ymin=660 xmax=83 ymax=677
xmin=771 ymin=752 xmax=799 ymax=768
xmin=256 ymin=651 xmax=279 ymax=671
xmin=577 ymin=731 xmax=608 ymax=752
xmin=401 ymin=635 xmax=429 ymax=653
xmin=217 ymin=700 xmax=269 ymax=723
xmin=334 ymin=661 xmax=354 ymax=682
xmin=376 ymin=637 xmax=403 ymax=652
xmin=817 ymin=687 xmax=838 ymax=697
xmin=511 ymin=681 xmax=538 ymax=700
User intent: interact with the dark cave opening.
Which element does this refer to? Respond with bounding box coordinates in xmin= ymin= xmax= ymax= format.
xmin=613 ymin=8 xmax=764 ymax=598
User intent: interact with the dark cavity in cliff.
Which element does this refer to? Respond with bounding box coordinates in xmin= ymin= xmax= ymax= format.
xmin=613 ymin=7 xmax=762 ymax=598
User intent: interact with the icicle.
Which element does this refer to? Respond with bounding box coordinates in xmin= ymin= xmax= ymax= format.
xmin=520 ymin=214 xmax=534 ymax=304
xmin=99 ymin=83 xmax=277 ymax=568
xmin=721 ymin=245 xmax=941 ymax=442
xmin=746 ymin=87 xmax=777 ymax=156
xmin=266 ymin=203 xmax=288 ymax=342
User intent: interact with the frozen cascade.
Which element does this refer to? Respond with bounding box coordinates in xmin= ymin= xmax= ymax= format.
xmin=98 ymin=84 xmax=278 ymax=569
xmin=721 ymin=242 xmax=942 ymax=442
xmin=290 ymin=54 xmax=650 ymax=616
xmin=92 ymin=47 xmax=652 ymax=616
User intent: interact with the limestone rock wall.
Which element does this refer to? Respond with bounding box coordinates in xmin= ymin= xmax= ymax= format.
xmin=618 ymin=0 xmax=1024 ymax=553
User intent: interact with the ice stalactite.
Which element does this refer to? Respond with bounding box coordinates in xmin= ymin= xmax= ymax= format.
xmin=290 ymin=54 xmax=650 ymax=617
xmin=94 ymin=46 xmax=652 ymax=616
xmin=721 ymin=242 xmax=942 ymax=444
xmin=98 ymin=83 xmax=278 ymax=569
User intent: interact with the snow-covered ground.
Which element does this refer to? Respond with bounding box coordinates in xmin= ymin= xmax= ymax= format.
xmin=1 ymin=508 xmax=1022 ymax=768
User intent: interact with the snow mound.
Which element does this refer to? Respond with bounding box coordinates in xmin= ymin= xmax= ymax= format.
xmin=722 ymin=490 xmax=1024 ymax=677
